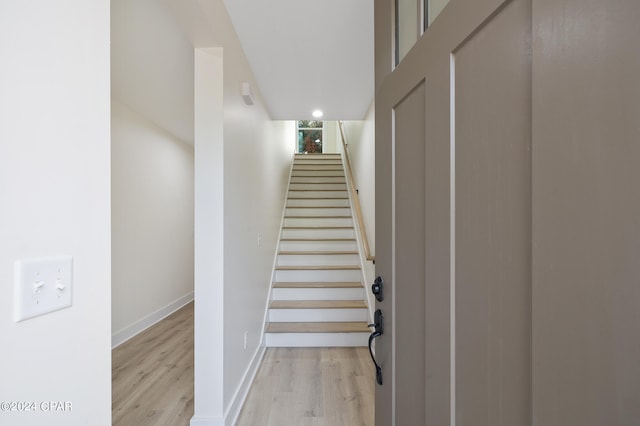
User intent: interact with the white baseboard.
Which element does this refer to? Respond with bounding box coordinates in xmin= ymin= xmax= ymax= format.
xmin=190 ymin=417 xmax=225 ymax=426
xmin=225 ymin=345 xmax=267 ymax=426
xmin=111 ymin=292 xmax=194 ymax=348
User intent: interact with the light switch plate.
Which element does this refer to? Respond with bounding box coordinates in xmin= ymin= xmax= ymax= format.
xmin=14 ymin=256 xmax=73 ymax=322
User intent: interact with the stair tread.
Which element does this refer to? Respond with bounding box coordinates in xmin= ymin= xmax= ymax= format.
xmin=273 ymin=281 xmax=363 ymax=288
xmin=270 ymin=300 xmax=367 ymax=309
xmin=285 ymin=206 xmax=348 ymax=209
xmin=280 ymin=238 xmax=356 ymax=241
xmin=288 ymin=197 xmax=349 ymax=200
xmin=291 ymin=175 xmax=346 ymax=177
xmin=284 ymin=216 xmax=352 ymax=219
xmin=289 ymin=188 xmax=347 ymax=192
xmin=265 ymin=322 xmax=370 ymax=333
xmin=275 ymin=265 xmax=360 ymax=270
xmin=282 ymin=226 xmax=354 ymax=229
xmin=278 ymin=251 xmax=358 ymax=255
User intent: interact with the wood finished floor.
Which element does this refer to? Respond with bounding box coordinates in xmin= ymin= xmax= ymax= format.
xmin=112 ymin=302 xmax=194 ymax=426
xmin=236 ymin=347 xmax=374 ymax=426
xmin=112 ymin=302 xmax=374 ymax=426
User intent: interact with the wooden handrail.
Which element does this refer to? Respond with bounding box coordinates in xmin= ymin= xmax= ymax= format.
xmin=338 ymin=121 xmax=374 ymax=262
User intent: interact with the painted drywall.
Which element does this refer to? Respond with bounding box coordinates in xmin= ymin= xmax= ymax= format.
xmin=323 ymin=121 xmax=339 ymax=153
xmin=219 ymin=27 xmax=295 ymax=420
xmin=0 ymin=1 xmax=111 ymax=425
xmin=170 ymin=1 xmax=295 ymax=423
xmin=194 ymin=47 xmax=225 ymax=424
xmin=111 ymin=0 xmax=194 ymax=143
xmin=342 ymin=103 xmax=376 ymax=258
xmin=111 ymin=100 xmax=194 ymax=346
xmin=340 ymin=104 xmax=376 ymax=314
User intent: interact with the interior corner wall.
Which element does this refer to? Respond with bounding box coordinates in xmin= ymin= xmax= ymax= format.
xmin=0 ymin=1 xmax=112 ymax=425
xmin=342 ymin=103 xmax=376 ymax=257
xmin=111 ymin=100 xmax=194 ymax=347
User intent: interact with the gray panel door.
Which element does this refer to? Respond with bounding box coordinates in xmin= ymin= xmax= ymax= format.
xmin=453 ymin=0 xmax=532 ymax=423
xmin=375 ymin=0 xmax=640 ymax=425
xmin=532 ymin=0 xmax=640 ymax=425
xmin=375 ymin=0 xmax=532 ymax=424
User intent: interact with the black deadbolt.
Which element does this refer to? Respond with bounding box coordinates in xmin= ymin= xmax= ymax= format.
xmin=371 ymin=276 xmax=384 ymax=302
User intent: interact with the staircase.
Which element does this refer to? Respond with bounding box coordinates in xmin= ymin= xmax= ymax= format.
xmin=264 ymin=153 xmax=370 ymax=347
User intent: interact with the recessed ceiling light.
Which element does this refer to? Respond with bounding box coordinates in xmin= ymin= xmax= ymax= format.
xmin=312 ymin=109 xmax=323 ymax=118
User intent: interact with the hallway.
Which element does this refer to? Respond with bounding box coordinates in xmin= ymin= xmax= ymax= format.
xmin=112 ymin=303 xmax=194 ymax=425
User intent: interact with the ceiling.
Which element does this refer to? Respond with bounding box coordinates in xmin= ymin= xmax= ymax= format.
xmin=222 ymin=0 xmax=375 ymax=120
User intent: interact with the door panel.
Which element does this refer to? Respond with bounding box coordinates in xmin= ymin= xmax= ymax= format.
xmin=376 ymin=0 xmax=639 ymax=425
xmin=393 ymin=81 xmax=427 ymax=425
xmin=454 ymin=0 xmax=531 ymax=424
xmin=532 ymin=0 xmax=640 ymax=425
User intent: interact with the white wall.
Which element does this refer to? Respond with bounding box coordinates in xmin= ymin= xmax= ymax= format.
xmin=194 ymin=47 xmax=225 ymax=424
xmin=111 ymin=0 xmax=194 ymax=143
xmin=216 ymin=4 xmax=295 ymax=416
xmin=341 ymin=103 xmax=376 ymax=305
xmin=323 ymin=121 xmax=339 ymax=153
xmin=111 ymin=100 xmax=194 ymax=347
xmin=342 ymin=103 xmax=376 ymax=257
xmin=0 ymin=1 xmax=111 ymax=425
xmin=176 ymin=1 xmax=295 ymax=424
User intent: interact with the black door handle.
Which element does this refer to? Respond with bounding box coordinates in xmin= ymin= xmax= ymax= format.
xmin=368 ymin=308 xmax=384 ymax=385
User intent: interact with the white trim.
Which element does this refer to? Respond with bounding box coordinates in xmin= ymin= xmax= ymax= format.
xmin=449 ymin=52 xmax=457 ymax=426
xmin=391 ymin=108 xmax=397 ymax=425
xmin=224 ymin=345 xmax=267 ymax=425
xmin=190 ymin=416 xmax=225 ymax=426
xmin=111 ymin=292 xmax=194 ymax=348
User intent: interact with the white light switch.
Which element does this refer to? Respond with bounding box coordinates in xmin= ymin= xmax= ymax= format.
xmin=14 ymin=256 xmax=73 ymax=322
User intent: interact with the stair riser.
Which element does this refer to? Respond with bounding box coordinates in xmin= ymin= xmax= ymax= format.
xmin=264 ymin=332 xmax=369 ymax=347
xmin=289 ymin=183 xmax=347 ymax=191
xmin=277 ymin=254 xmax=360 ymax=266
xmin=281 ymin=228 xmax=355 ymax=239
xmin=268 ymin=309 xmax=368 ymax=322
xmin=285 ymin=207 xmax=352 ymax=216
xmin=279 ymin=240 xmax=358 ymax=251
xmin=283 ymin=217 xmax=353 ymax=227
xmin=288 ymin=190 xmax=348 ymax=199
xmin=290 ymin=177 xmax=346 ymax=184
xmin=293 ymin=164 xmax=343 ymax=169
xmin=293 ymin=165 xmax=344 ymax=171
xmin=294 ymin=159 xmax=343 ymax=164
xmin=286 ymin=198 xmax=350 ymax=207
xmin=274 ymin=268 xmax=362 ymax=284
xmin=272 ymin=287 xmax=364 ymax=300
xmin=295 ymin=155 xmax=341 ymax=159
xmin=291 ymin=171 xmax=345 ymax=177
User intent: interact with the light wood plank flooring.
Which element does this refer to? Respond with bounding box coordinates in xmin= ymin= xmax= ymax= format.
xmin=236 ymin=347 xmax=374 ymax=426
xmin=112 ymin=302 xmax=194 ymax=426
xmin=113 ymin=303 xmax=374 ymax=426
